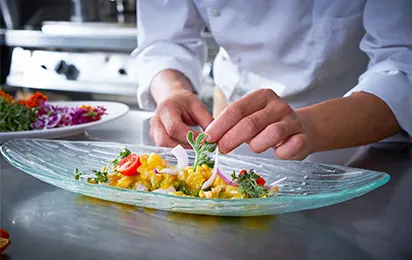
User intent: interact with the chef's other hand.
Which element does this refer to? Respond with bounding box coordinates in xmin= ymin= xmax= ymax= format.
xmin=150 ymin=88 xmax=213 ymax=148
xmin=205 ymin=89 xmax=312 ymax=160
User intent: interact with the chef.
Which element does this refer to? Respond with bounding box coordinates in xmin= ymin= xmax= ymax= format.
xmin=133 ymin=0 xmax=412 ymax=160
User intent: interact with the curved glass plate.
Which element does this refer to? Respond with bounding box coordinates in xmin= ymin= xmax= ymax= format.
xmin=1 ymin=139 xmax=390 ymax=216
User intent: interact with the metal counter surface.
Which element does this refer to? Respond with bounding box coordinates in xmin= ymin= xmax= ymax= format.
xmin=1 ymin=111 xmax=411 ymax=260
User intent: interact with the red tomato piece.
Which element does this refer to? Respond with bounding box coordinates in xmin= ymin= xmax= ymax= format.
xmin=256 ymin=177 xmax=266 ymax=186
xmin=116 ymin=153 xmax=141 ymax=176
xmin=0 ymin=229 xmax=9 ymax=239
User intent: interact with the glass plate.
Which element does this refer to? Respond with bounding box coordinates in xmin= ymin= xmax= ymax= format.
xmin=1 ymin=139 xmax=390 ymax=216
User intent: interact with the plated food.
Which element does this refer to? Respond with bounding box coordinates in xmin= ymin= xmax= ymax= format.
xmin=74 ymin=131 xmax=286 ymax=199
xmin=0 ymin=89 xmax=106 ymax=132
xmin=1 ymin=138 xmax=390 ymax=216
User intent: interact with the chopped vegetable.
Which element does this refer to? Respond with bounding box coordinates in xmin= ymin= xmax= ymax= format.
xmin=201 ymin=147 xmax=219 ymax=190
xmin=159 ymin=145 xmax=189 ymax=175
xmin=116 ymin=153 xmax=141 ymax=176
xmin=112 ymin=149 xmax=132 ymax=167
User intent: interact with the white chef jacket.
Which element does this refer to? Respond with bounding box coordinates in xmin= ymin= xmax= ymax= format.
xmin=132 ymin=0 xmax=412 ymax=138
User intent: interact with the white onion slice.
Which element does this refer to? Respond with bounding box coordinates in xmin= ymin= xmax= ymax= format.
xmin=153 ymin=186 xmax=176 ymax=194
xmin=201 ymin=147 xmax=219 ymax=190
xmin=264 ymin=177 xmax=287 ymax=190
xmin=159 ymin=145 xmax=189 ymax=175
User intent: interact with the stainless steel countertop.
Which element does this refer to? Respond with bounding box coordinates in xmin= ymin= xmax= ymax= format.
xmin=1 ymin=111 xmax=412 ymax=260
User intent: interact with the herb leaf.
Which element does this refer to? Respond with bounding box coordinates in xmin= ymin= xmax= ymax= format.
xmin=231 ymin=169 xmax=268 ymax=198
xmin=112 ymin=148 xmax=131 ymax=167
xmin=186 ymin=131 xmax=217 ymax=170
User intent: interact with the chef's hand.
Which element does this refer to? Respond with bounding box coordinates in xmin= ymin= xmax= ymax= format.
xmin=150 ymin=88 xmax=213 ymax=148
xmin=205 ymin=89 xmax=313 ymax=160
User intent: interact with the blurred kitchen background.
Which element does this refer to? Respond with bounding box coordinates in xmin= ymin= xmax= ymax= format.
xmin=0 ymin=0 xmax=218 ymax=110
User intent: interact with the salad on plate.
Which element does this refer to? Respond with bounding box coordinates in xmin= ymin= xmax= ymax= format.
xmin=74 ymin=131 xmax=286 ymax=199
xmin=0 ymin=89 xmax=106 ymax=132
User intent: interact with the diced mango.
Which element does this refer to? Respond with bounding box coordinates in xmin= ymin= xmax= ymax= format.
xmin=186 ymin=172 xmax=205 ymax=190
xmin=147 ymin=153 xmax=168 ymax=169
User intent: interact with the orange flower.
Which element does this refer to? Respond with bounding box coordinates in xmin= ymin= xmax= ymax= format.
xmin=80 ymin=105 xmax=94 ymax=112
xmin=0 ymin=89 xmax=15 ymax=103
xmin=18 ymin=92 xmax=48 ymax=108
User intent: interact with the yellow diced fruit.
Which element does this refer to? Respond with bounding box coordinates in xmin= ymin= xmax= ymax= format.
xmin=117 ymin=176 xmax=135 ymax=189
xmin=186 ymin=172 xmax=205 ymax=190
xmin=213 ymin=176 xmax=226 ymax=187
xmin=139 ymin=154 xmax=149 ymax=165
xmin=150 ymin=173 xmax=164 ymax=189
xmin=225 ymin=186 xmax=239 ymax=198
xmin=161 ymin=174 xmax=177 ymax=189
xmin=274 ymin=186 xmax=279 ymax=192
xmin=178 ymin=168 xmax=190 ymax=182
xmin=147 ymin=153 xmax=168 ymax=169
xmin=201 ymin=165 xmax=213 ymax=179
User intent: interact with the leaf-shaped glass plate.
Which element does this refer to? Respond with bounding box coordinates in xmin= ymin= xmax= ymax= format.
xmin=1 ymin=139 xmax=390 ymax=216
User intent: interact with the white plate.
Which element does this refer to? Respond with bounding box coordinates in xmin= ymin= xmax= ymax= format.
xmin=0 ymin=101 xmax=129 ymax=143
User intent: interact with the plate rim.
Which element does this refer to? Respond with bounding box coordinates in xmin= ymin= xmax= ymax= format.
xmin=0 ymin=101 xmax=129 ymax=137
xmin=0 ymin=138 xmax=391 ymax=204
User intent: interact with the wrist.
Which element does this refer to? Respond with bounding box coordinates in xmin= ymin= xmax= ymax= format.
xmin=150 ymin=69 xmax=194 ymax=105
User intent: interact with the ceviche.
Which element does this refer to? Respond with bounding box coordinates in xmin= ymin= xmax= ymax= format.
xmin=0 ymin=89 xmax=106 ymax=132
xmin=74 ymin=131 xmax=286 ymax=199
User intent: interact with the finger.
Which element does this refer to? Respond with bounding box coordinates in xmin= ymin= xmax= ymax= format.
xmin=159 ymin=106 xmax=192 ymax=142
xmin=249 ymin=119 xmax=303 ymax=154
xmin=274 ymin=133 xmax=310 ymax=160
xmin=190 ymin=100 xmax=213 ymax=130
xmin=217 ymin=108 xmax=274 ymax=154
xmin=205 ymin=89 xmax=276 ymax=142
xmin=149 ymin=116 xmax=182 ymax=148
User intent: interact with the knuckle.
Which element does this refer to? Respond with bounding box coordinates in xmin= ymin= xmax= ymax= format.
xmin=243 ymin=116 xmax=260 ymax=132
xmin=226 ymin=102 xmax=246 ymax=119
xmin=268 ymin=124 xmax=285 ymax=142
xmin=293 ymin=135 xmax=305 ymax=151
xmin=165 ymin=123 xmax=178 ymax=137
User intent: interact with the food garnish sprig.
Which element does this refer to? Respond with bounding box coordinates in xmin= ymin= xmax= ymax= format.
xmin=186 ymin=131 xmax=217 ymax=171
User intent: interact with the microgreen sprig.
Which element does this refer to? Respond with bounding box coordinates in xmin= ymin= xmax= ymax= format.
xmin=186 ymin=131 xmax=217 ymax=170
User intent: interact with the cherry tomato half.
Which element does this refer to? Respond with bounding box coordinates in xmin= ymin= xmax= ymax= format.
xmin=0 ymin=229 xmax=9 ymax=239
xmin=116 ymin=153 xmax=141 ymax=176
xmin=239 ymin=170 xmax=266 ymax=186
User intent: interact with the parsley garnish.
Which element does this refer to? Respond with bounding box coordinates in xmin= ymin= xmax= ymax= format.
xmin=231 ymin=169 xmax=268 ymax=198
xmin=186 ymin=131 xmax=217 ymax=170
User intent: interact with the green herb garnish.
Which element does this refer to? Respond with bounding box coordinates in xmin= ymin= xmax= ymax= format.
xmin=186 ymin=131 xmax=217 ymax=170
xmin=92 ymin=170 xmax=109 ymax=183
xmin=74 ymin=168 xmax=81 ymax=180
xmin=112 ymin=148 xmax=131 ymax=167
xmin=0 ymin=96 xmax=37 ymax=132
xmin=231 ymin=169 xmax=267 ymax=198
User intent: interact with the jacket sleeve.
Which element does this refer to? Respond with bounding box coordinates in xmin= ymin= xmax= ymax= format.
xmin=345 ymin=0 xmax=412 ymax=137
xmin=132 ymin=0 xmax=207 ymax=111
